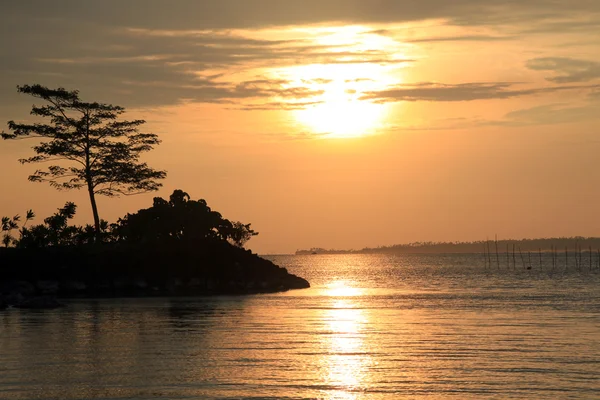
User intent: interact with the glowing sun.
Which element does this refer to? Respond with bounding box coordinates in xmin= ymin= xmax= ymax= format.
xmin=295 ymin=82 xmax=388 ymax=138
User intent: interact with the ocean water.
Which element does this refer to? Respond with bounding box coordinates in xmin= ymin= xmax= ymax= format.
xmin=1 ymin=253 xmax=600 ymax=399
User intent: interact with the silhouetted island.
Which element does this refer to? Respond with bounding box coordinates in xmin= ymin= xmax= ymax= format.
xmin=0 ymin=191 xmax=310 ymax=309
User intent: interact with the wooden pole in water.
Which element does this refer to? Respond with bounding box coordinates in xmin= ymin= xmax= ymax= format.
xmin=487 ymin=239 xmax=492 ymax=269
xmin=483 ymin=243 xmax=487 ymax=269
xmin=539 ymin=248 xmax=543 ymax=271
xmin=519 ymin=247 xmax=526 ymax=269
xmin=513 ymin=244 xmax=516 ymax=270
xmin=506 ymin=243 xmax=510 ymax=270
xmin=528 ymin=251 xmax=532 ymax=270
xmin=590 ymin=246 xmax=593 ymax=271
xmin=565 ymin=246 xmax=568 ymax=271
xmin=495 ymin=235 xmax=500 ymax=270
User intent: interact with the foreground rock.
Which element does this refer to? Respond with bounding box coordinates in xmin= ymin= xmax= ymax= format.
xmin=16 ymin=296 xmax=64 ymax=310
xmin=0 ymin=240 xmax=310 ymax=299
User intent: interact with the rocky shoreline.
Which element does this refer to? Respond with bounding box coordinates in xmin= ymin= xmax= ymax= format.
xmin=0 ymin=272 xmax=310 ymax=310
xmin=0 ymin=241 xmax=311 ymax=310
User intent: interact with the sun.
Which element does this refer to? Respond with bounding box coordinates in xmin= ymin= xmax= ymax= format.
xmin=284 ymin=63 xmax=394 ymax=138
xmin=295 ymin=83 xmax=388 ymax=138
xmin=259 ymin=25 xmax=405 ymax=138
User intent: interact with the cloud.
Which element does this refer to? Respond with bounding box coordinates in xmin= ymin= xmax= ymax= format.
xmin=4 ymin=0 xmax=600 ymax=30
xmin=486 ymin=103 xmax=600 ymax=126
xmin=1 ymin=1 xmax=600 ymax=110
xmin=360 ymin=82 xmax=600 ymax=103
xmin=0 ymin=16 xmax=407 ymax=108
xmin=406 ymin=34 xmax=517 ymax=43
xmin=233 ymin=101 xmax=325 ymax=111
xmin=527 ymin=57 xmax=600 ymax=83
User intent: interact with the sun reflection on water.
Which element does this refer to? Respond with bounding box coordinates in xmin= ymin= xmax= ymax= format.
xmin=321 ymin=282 xmax=372 ymax=399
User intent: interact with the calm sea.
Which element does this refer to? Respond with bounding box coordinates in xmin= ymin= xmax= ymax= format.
xmin=1 ymin=253 xmax=600 ymax=399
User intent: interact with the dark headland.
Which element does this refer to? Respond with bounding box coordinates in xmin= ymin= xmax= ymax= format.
xmin=1 ymin=190 xmax=310 ymax=310
xmin=0 ymin=240 xmax=309 ymax=309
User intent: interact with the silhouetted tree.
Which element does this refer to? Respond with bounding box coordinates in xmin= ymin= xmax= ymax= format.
xmin=115 ymin=190 xmax=258 ymax=247
xmin=19 ymin=202 xmax=79 ymax=248
xmin=1 ymin=210 xmax=35 ymax=247
xmin=1 ymin=84 xmax=166 ymax=237
xmin=224 ymin=221 xmax=258 ymax=247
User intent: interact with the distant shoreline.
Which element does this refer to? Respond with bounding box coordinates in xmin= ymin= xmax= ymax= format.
xmin=295 ymin=236 xmax=600 ymax=255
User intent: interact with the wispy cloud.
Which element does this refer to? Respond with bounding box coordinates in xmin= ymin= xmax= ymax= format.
xmin=406 ymin=34 xmax=517 ymax=43
xmin=360 ymin=82 xmax=600 ymax=103
xmin=485 ymin=103 xmax=600 ymax=126
xmin=527 ymin=57 xmax=600 ymax=83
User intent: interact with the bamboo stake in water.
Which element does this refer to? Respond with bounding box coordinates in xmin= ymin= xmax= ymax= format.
xmin=513 ymin=244 xmax=516 ymax=271
xmin=565 ymin=247 xmax=568 ymax=271
xmin=539 ymin=248 xmax=543 ymax=271
xmin=487 ymin=239 xmax=492 ymax=270
xmin=506 ymin=243 xmax=510 ymax=270
xmin=519 ymin=247 xmax=526 ymax=270
xmin=590 ymin=246 xmax=593 ymax=271
xmin=483 ymin=244 xmax=487 ymax=269
xmin=495 ymin=235 xmax=500 ymax=270
xmin=528 ymin=251 xmax=532 ymax=270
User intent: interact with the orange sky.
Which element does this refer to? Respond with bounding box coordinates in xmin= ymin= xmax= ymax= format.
xmin=1 ymin=1 xmax=600 ymax=253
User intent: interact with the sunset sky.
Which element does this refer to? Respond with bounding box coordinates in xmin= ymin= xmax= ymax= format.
xmin=1 ymin=1 xmax=600 ymax=254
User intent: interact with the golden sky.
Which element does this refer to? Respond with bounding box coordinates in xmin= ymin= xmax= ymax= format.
xmin=1 ymin=1 xmax=600 ymax=253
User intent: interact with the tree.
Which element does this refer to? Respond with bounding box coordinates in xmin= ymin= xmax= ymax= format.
xmin=18 ymin=202 xmax=79 ymax=248
xmin=1 ymin=84 xmax=166 ymax=237
xmin=115 ymin=190 xmax=258 ymax=247
xmin=224 ymin=221 xmax=258 ymax=247
xmin=1 ymin=210 xmax=35 ymax=247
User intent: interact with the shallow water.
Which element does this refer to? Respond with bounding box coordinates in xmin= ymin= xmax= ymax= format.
xmin=1 ymin=253 xmax=600 ymax=399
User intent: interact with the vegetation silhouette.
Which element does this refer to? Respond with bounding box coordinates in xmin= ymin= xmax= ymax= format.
xmin=2 ymin=210 xmax=35 ymax=247
xmin=0 ymin=84 xmax=308 ymax=308
xmin=0 ymin=191 xmax=309 ymax=304
xmin=1 ymin=84 xmax=166 ymax=237
xmin=116 ymin=189 xmax=258 ymax=248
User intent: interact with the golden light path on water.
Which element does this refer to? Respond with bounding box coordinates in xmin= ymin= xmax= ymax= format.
xmin=322 ymin=281 xmax=372 ymax=399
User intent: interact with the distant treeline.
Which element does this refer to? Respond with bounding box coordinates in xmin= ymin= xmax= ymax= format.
xmin=296 ymin=237 xmax=600 ymax=255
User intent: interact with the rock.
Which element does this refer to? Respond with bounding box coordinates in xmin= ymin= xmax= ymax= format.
xmin=133 ymin=278 xmax=148 ymax=289
xmin=112 ymin=277 xmax=130 ymax=290
xmin=285 ymin=274 xmax=310 ymax=290
xmin=0 ymin=280 xmax=35 ymax=297
xmin=3 ymin=292 xmax=24 ymax=307
xmin=16 ymin=296 xmax=64 ymax=310
xmin=188 ymin=278 xmax=202 ymax=288
xmin=60 ymin=280 xmax=87 ymax=293
xmin=167 ymin=278 xmax=183 ymax=293
xmin=36 ymin=280 xmax=59 ymax=295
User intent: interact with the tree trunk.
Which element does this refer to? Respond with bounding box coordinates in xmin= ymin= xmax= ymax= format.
xmin=87 ymin=182 xmax=101 ymax=240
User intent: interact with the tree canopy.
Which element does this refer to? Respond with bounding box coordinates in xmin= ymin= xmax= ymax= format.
xmin=116 ymin=190 xmax=258 ymax=247
xmin=2 ymin=190 xmax=258 ymax=249
xmin=1 ymin=84 xmax=166 ymax=235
